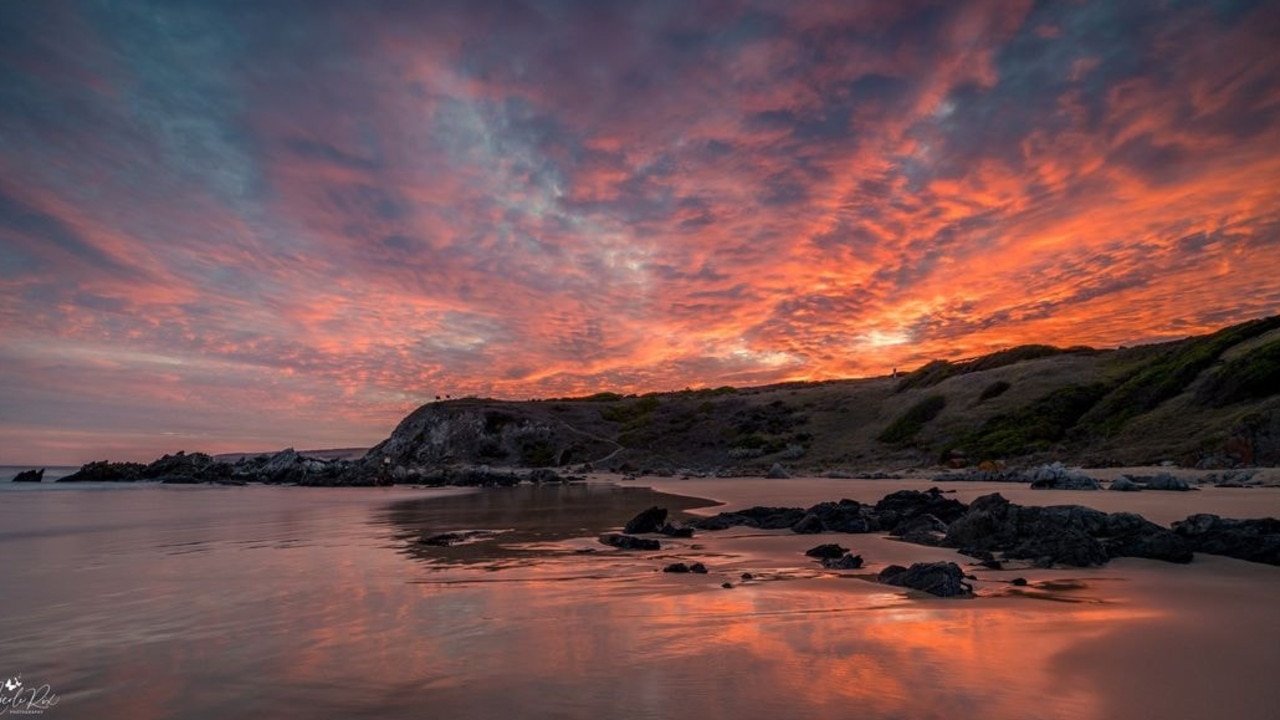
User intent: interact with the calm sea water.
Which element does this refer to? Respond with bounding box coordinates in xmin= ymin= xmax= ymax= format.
xmin=2 ymin=481 xmax=1277 ymax=719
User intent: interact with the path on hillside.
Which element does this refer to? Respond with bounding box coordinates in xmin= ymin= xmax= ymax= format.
xmin=551 ymin=417 xmax=626 ymax=465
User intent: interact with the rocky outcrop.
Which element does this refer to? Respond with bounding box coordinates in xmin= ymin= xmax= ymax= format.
xmin=365 ymin=401 xmax=613 ymax=469
xmin=821 ymin=553 xmax=864 ymax=570
xmin=599 ymin=533 xmax=660 ymax=551
xmin=624 ymin=506 xmax=668 ymax=534
xmin=663 ymin=562 xmax=708 ymax=574
xmin=878 ymin=562 xmax=972 ymax=597
xmin=766 ymin=463 xmax=790 ymax=479
xmin=1027 ymin=463 xmax=1101 ymax=490
xmin=874 ymin=488 xmax=967 ymax=530
xmin=58 ymin=460 xmax=147 ymax=482
xmin=944 ymin=494 xmax=1099 ymax=566
xmin=1172 ymin=514 xmax=1280 ymax=565
xmin=1130 ymin=473 xmax=1193 ymax=491
xmin=12 ymin=468 xmax=43 ymax=482
xmin=890 ymin=513 xmax=949 ymax=546
xmin=689 ymin=506 xmax=807 ymax=530
xmin=1109 ymin=477 xmax=1142 ymax=491
xmin=1103 ymin=512 xmax=1193 ymax=563
xmin=792 ymin=500 xmax=881 ymax=533
xmin=804 ymin=543 xmax=849 ymax=559
xmin=143 ymin=451 xmax=223 ymax=482
xmin=941 ymin=493 xmax=1197 ymax=566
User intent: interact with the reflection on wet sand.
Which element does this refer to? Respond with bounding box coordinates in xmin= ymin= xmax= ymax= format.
xmin=382 ymin=482 xmax=717 ymax=566
xmin=1 ymin=482 xmax=1277 ymax=719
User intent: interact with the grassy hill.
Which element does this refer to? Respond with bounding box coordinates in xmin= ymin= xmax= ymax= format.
xmin=366 ymin=316 xmax=1280 ymax=472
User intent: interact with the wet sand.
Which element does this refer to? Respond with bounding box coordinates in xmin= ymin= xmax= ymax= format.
xmin=634 ymin=474 xmax=1280 ymax=720
xmin=2 ymin=478 xmax=1277 ymax=719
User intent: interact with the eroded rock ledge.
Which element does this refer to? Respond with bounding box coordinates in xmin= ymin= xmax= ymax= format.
xmin=688 ymin=488 xmax=1280 ymax=567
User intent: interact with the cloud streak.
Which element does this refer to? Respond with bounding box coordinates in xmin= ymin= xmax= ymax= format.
xmin=1 ymin=0 xmax=1278 ymax=462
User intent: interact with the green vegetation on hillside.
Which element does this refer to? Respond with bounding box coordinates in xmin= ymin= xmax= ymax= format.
xmin=895 ymin=344 xmax=1068 ymax=392
xmin=1079 ymin=316 xmax=1280 ymax=436
xmin=600 ymin=395 xmax=660 ymax=424
xmin=895 ymin=360 xmax=957 ymax=392
xmin=376 ymin=314 xmax=1279 ymax=470
xmin=879 ymin=395 xmax=947 ymax=444
xmin=1195 ymin=338 xmax=1280 ymax=406
xmin=977 ymin=380 xmax=1011 ymax=403
xmin=958 ymin=383 xmax=1110 ymax=459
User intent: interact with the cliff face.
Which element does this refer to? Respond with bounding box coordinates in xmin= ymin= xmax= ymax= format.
xmin=364 ymin=316 xmax=1280 ymax=472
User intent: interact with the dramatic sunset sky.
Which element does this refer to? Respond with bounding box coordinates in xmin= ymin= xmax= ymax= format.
xmin=2 ymin=1 xmax=1278 ymax=464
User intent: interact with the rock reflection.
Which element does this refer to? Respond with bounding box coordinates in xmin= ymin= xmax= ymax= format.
xmin=377 ymin=483 xmax=716 ymax=565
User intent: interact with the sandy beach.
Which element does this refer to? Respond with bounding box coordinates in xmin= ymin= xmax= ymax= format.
xmin=620 ymin=473 xmax=1280 ymax=719
xmin=2 ymin=472 xmax=1278 ymax=719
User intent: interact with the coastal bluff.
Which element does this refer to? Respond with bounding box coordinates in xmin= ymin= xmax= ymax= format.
xmin=365 ymin=315 xmax=1280 ymax=474
xmin=46 ymin=314 xmax=1280 ymax=484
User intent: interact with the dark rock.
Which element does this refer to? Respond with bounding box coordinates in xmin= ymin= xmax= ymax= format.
xmin=1109 ymin=477 xmax=1142 ymax=492
xmin=791 ymin=512 xmax=826 ymax=534
xmin=663 ymin=562 xmax=691 ymax=573
xmin=979 ymin=558 xmax=1004 ymax=570
xmin=259 ymin=448 xmax=304 ymax=484
xmin=689 ymin=562 xmax=708 ymax=574
xmin=449 ymin=467 xmax=522 ymax=487
xmin=1007 ymin=526 xmax=1109 ymax=567
xmin=804 ymin=543 xmax=849 ymax=559
xmin=766 ymin=462 xmax=790 ymax=479
xmin=947 ymin=499 xmax=1199 ymax=566
xmin=721 ymin=582 xmax=734 ymax=589
xmin=944 ymin=494 xmax=1113 ymax=567
xmin=1028 ymin=463 xmax=1101 ymax=490
xmin=1173 ymin=514 xmax=1280 ymax=565
xmin=821 ymin=553 xmax=864 ymax=570
xmin=874 ymin=488 xmax=967 ymax=530
xmin=689 ymin=506 xmax=806 ymax=531
xmin=878 ymin=562 xmax=972 ymax=597
xmin=12 ymin=468 xmax=43 ymax=483
xmin=1103 ymin=512 xmax=1193 ymax=563
xmin=143 ymin=451 xmax=221 ymax=480
xmin=942 ymin=493 xmax=1020 ymax=551
xmin=624 ymin=506 xmax=668 ymax=534
xmin=890 ymin=513 xmax=949 ymax=546
xmin=1137 ymin=473 xmax=1193 ymax=491
xmin=526 ymin=468 xmax=564 ymax=483
xmin=599 ymin=533 xmax=661 ymax=551
xmin=794 ymin=499 xmax=880 ymax=533
xmin=58 ymin=460 xmax=147 ymax=482
xmin=658 ymin=523 xmax=694 ymax=538
xmin=740 ymin=573 xmax=754 ymax=580
xmin=1011 ymin=577 xmax=1028 ymax=586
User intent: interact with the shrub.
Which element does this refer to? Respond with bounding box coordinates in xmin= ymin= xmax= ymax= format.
xmin=964 ymin=345 xmax=1062 ymax=373
xmin=895 ymin=361 xmax=955 ymax=392
xmin=878 ymin=394 xmax=947 ymax=444
xmin=962 ymin=383 xmax=1109 ymax=458
xmin=977 ymin=380 xmax=1011 ymax=403
xmin=1080 ymin=316 xmax=1280 ymax=435
xmin=1194 ymin=338 xmax=1280 ymax=406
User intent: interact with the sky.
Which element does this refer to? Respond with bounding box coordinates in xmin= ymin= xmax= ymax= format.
xmin=1 ymin=0 xmax=1279 ymax=465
